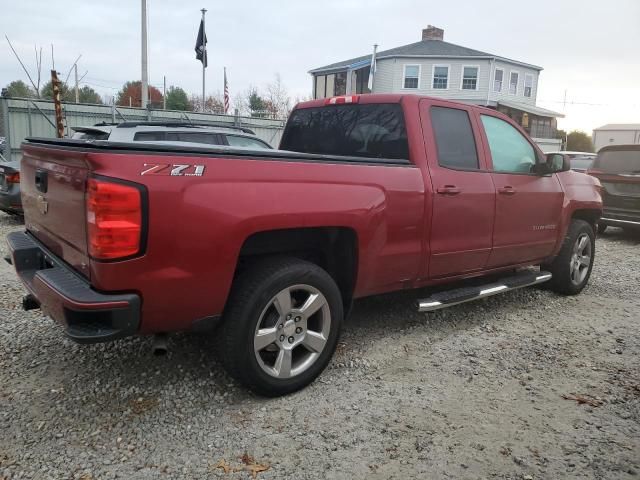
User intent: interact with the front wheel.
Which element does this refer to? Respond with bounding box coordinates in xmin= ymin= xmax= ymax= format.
xmin=218 ymin=257 xmax=343 ymax=397
xmin=542 ymin=219 xmax=595 ymax=295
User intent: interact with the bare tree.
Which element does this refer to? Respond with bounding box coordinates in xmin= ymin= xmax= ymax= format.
xmin=264 ymin=74 xmax=291 ymax=118
xmin=189 ymin=92 xmax=225 ymax=114
xmin=5 ymin=35 xmax=42 ymax=97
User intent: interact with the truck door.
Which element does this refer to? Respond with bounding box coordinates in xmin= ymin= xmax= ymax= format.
xmin=420 ymin=100 xmax=495 ymax=278
xmin=477 ymin=113 xmax=564 ymax=267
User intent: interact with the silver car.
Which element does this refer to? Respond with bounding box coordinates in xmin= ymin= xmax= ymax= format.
xmin=0 ymin=153 xmax=22 ymax=215
xmin=72 ymin=122 xmax=273 ymax=149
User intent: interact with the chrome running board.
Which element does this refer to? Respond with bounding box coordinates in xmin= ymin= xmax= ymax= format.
xmin=417 ymin=271 xmax=552 ymax=312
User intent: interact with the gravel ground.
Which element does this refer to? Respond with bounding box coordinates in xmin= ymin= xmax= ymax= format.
xmin=0 ymin=211 xmax=638 ymax=480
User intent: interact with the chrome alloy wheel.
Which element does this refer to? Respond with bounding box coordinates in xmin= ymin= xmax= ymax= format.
xmin=253 ymin=284 xmax=331 ymax=379
xmin=570 ymin=233 xmax=592 ymax=285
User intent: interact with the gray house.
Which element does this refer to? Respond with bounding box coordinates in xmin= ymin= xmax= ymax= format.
xmin=309 ymin=26 xmax=563 ymax=151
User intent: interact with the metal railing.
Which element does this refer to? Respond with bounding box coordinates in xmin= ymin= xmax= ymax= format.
xmin=0 ymin=97 xmax=286 ymax=161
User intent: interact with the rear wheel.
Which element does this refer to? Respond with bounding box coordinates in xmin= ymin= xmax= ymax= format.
xmin=542 ymin=219 xmax=595 ymax=295
xmin=218 ymin=257 xmax=343 ymax=396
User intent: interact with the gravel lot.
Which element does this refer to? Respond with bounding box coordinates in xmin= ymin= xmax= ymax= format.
xmin=0 ymin=211 xmax=638 ymax=480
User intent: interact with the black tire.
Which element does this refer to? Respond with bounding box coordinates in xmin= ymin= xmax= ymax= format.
xmin=542 ymin=219 xmax=595 ymax=295
xmin=218 ymin=257 xmax=343 ymax=397
xmin=597 ymin=223 xmax=607 ymax=235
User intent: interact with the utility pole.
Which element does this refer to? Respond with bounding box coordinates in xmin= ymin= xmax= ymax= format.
xmin=163 ymin=75 xmax=166 ymax=109
xmin=201 ymin=8 xmax=207 ymax=112
xmin=141 ymin=0 xmax=149 ymax=109
xmin=562 ymin=89 xmax=568 ymax=149
xmin=74 ymin=63 xmax=79 ymax=103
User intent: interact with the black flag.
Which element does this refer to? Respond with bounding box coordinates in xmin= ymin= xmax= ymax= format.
xmin=195 ymin=19 xmax=207 ymax=67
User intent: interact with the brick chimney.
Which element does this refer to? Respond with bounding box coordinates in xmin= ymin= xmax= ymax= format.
xmin=422 ymin=25 xmax=444 ymax=41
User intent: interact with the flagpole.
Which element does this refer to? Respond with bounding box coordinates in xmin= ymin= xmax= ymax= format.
xmin=141 ymin=0 xmax=149 ymax=109
xmin=368 ymin=44 xmax=378 ymax=93
xmin=201 ymin=8 xmax=207 ymax=111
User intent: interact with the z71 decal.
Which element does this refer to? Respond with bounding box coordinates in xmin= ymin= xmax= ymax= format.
xmin=141 ymin=164 xmax=205 ymax=177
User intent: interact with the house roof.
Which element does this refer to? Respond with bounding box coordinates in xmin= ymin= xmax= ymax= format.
xmin=593 ymin=123 xmax=640 ymax=131
xmin=498 ymin=100 xmax=564 ymax=118
xmin=309 ymin=39 xmax=543 ymax=74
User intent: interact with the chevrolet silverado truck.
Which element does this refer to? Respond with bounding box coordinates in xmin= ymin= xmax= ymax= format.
xmin=5 ymin=94 xmax=602 ymax=396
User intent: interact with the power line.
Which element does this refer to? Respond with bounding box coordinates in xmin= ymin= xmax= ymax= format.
xmin=538 ymin=98 xmax=640 ymax=108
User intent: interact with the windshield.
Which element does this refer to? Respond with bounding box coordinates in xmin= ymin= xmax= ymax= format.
xmin=569 ymin=155 xmax=595 ymax=170
xmin=593 ymin=149 xmax=640 ymax=174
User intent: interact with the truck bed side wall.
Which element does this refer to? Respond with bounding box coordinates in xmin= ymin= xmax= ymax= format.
xmin=87 ymin=152 xmax=426 ymax=334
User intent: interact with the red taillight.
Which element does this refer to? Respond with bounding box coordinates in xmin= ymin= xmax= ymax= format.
xmin=6 ymin=172 xmax=20 ymax=184
xmin=86 ymin=178 xmax=144 ymax=260
xmin=324 ymin=95 xmax=360 ymax=105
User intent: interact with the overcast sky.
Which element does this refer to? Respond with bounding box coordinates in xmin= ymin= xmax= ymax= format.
xmin=2 ymin=0 xmax=638 ymax=133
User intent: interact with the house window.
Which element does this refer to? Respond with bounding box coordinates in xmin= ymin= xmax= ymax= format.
xmin=432 ymin=65 xmax=449 ymax=89
xmin=315 ymin=75 xmax=326 ymax=99
xmin=509 ymin=72 xmax=519 ymax=95
xmin=403 ymin=65 xmax=420 ymax=89
xmin=524 ymin=74 xmax=533 ymax=98
xmin=334 ymin=72 xmax=347 ymax=96
xmin=493 ymin=68 xmax=504 ymax=92
xmin=325 ymin=74 xmax=335 ymax=98
xmin=461 ymin=66 xmax=479 ymax=90
xmin=355 ymin=66 xmax=371 ymax=94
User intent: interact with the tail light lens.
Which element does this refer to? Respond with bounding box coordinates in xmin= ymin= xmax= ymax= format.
xmin=6 ymin=172 xmax=20 ymax=184
xmin=86 ymin=177 xmax=145 ymax=260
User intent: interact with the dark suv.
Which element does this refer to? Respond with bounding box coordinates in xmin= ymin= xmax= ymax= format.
xmin=588 ymin=145 xmax=640 ymax=233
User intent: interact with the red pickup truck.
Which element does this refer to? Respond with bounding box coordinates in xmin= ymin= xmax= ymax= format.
xmin=6 ymin=94 xmax=602 ymax=396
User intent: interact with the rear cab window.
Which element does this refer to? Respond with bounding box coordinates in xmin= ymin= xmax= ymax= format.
xmin=280 ymin=103 xmax=410 ymax=162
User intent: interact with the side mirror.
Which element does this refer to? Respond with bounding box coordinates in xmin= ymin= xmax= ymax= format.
xmin=544 ymin=153 xmax=571 ymax=173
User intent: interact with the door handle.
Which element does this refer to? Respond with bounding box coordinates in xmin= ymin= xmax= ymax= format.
xmin=498 ymin=186 xmax=516 ymax=195
xmin=436 ymin=185 xmax=461 ymax=195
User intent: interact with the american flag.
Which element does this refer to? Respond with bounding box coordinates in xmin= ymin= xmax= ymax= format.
xmin=223 ymin=67 xmax=230 ymax=114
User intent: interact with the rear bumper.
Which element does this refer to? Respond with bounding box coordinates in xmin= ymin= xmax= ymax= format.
xmin=5 ymin=231 xmax=140 ymax=343
xmin=0 ymin=188 xmax=23 ymax=214
xmin=601 ymin=207 xmax=640 ymax=228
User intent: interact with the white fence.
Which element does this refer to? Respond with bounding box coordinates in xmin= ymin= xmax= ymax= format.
xmin=0 ymin=97 xmax=286 ymax=162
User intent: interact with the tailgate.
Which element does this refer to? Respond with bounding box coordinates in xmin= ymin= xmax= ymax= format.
xmin=598 ymin=174 xmax=640 ymax=210
xmin=21 ymin=143 xmax=91 ymax=279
